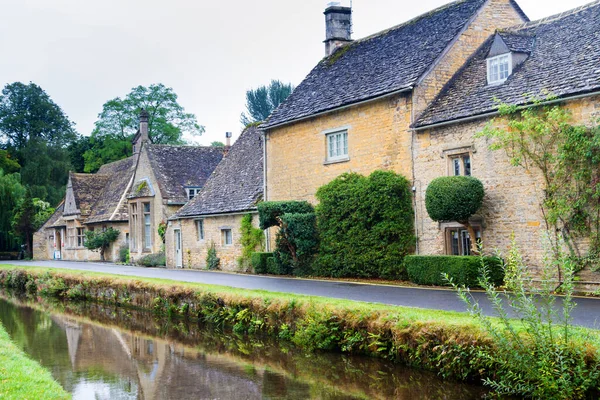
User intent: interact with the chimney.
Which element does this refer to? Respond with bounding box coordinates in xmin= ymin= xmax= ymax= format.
xmin=139 ymin=108 xmax=149 ymax=142
xmin=324 ymin=2 xmax=352 ymax=57
xmin=224 ymin=131 xmax=232 ymax=155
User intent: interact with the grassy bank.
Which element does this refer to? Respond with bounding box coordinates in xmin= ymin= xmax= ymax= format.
xmin=0 ymin=265 xmax=599 ymax=395
xmin=0 ymin=319 xmax=69 ymax=400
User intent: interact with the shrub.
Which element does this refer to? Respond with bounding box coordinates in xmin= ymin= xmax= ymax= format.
xmin=84 ymin=227 xmax=120 ymax=261
xmin=257 ymin=201 xmax=318 ymax=275
xmin=257 ymin=201 xmax=314 ymax=229
xmin=136 ymin=252 xmax=166 ymax=267
xmin=238 ymin=214 xmax=264 ymax=270
xmin=315 ymin=171 xmax=414 ymax=279
xmin=266 ymin=256 xmax=279 ymax=274
xmin=405 ymin=255 xmax=504 ymax=287
xmin=206 ymin=242 xmax=220 ymax=270
xmin=251 ymin=252 xmax=273 ymax=274
xmin=118 ymin=245 xmax=129 ymax=263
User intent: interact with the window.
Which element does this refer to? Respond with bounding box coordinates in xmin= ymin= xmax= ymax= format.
xmin=131 ymin=203 xmax=138 ymax=251
xmin=143 ymin=202 xmax=152 ymax=250
xmin=487 ymin=54 xmax=512 ymax=85
xmin=326 ymin=130 xmax=348 ymax=161
xmin=450 ymin=154 xmax=471 ymax=176
xmin=77 ymin=228 xmax=85 ymax=247
xmin=446 ymin=227 xmax=481 ymax=256
xmin=196 ymin=219 xmax=204 ymax=241
xmin=221 ymin=228 xmax=232 ymax=246
xmin=67 ymin=228 xmax=76 ymax=248
xmin=187 ymin=188 xmax=201 ymax=200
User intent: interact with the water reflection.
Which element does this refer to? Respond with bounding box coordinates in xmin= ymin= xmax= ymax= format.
xmin=0 ymin=293 xmax=487 ymax=399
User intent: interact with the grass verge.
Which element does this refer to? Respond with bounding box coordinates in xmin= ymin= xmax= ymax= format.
xmin=0 ymin=319 xmax=70 ymax=400
xmin=0 ymin=264 xmax=599 ymax=392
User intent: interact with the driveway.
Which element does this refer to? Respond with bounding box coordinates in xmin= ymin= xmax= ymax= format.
xmin=2 ymin=260 xmax=600 ymax=329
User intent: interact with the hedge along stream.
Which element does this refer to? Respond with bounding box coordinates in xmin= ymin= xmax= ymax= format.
xmin=0 ymin=268 xmax=551 ymax=384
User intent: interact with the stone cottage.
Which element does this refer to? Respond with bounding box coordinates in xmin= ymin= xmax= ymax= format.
xmin=165 ymin=126 xmax=263 ymax=270
xmin=34 ymin=110 xmax=224 ymax=263
xmin=411 ymin=2 xmax=600 ymax=274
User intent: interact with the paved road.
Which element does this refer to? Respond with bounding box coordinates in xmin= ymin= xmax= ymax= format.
xmin=2 ymin=260 xmax=600 ymax=329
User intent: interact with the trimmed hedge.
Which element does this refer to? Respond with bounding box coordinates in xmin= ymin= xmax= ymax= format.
xmin=425 ymin=176 xmax=484 ymax=223
xmin=137 ymin=252 xmax=166 ymax=267
xmin=405 ymin=255 xmax=504 ymax=287
xmin=251 ymin=252 xmax=273 ymax=274
xmin=257 ymin=201 xmax=314 ymax=229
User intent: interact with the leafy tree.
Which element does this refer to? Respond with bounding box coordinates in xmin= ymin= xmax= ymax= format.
xmin=0 ymin=82 xmax=76 ymax=151
xmin=425 ymin=176 xmax=484 ymax=254
xmin=315 ymin=171 xmax=414 ymax=279
xmin=67 ymin=135 xmax=92 ymax=173
xmin=12 ymin=189 xmax=35 ymax=257
xmin=0 ymin=150 xmax=20 ymax=174
xmin=0 ymin=171 xmax=26 ymax=251
xmin=84 ymin=227 xmax=120 ymax=261
xmin=0 ymin=82 xmax=76 ymax=205
xmin=210 ymin=141 xmax=225 ymax=147
xmin=240 ymin=80 xmax=293 ymax=125
xmin=83 ymin=84 xmax=204 ymax=172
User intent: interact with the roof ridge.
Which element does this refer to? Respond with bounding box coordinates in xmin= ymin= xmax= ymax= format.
xmin=508 ymin=0 xmax=600 ymax=30
xmin=146 ymin=143 xmax=217 ymax=149
xmin=352 ymin=0 xmax=481 ymax=45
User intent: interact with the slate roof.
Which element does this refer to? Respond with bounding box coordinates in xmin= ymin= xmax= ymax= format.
xmin=140 ymin=144 xmax=224 ymax=204
xmin=414 ymin=1 xmax=600 ymax=128
xmin=85 ymin=157 xmax=135 ymax=224
xmin=262 ymin=0 xmax=527 ymax=129
xmin=44 ymin=202 xmax=65 ymax=229
xmin=67 ymin=173 xmax=109 ymax=217
xmin=172 ymin=127 xmax=263 ymax=218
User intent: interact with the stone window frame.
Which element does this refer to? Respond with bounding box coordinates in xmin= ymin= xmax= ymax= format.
xmin=142 ymin=202 xmax=152 ymax=252
xmin=440 ymin=221 xmax=482 ymax=256
xmin=221 ymin=228 xmax=233 ymax=246
xmin=195 ymin=219 xmax=205 ymax=241
xmin=130 ymin=203 xmax=138 ymax=251
xmin=186 ymin=187 xmax=202 ymax=201
xmin=442 ymin=146 xmax=475 ymax=177
xmin=487 ymin=53 xmax=512 ymax=85
xmin=322 ymin=126 xmax=350 ymax=164
xmin=67 ymin=227 xmax=76 ymax=249
xmin=76 ymin=227 xmax=85 ymax=248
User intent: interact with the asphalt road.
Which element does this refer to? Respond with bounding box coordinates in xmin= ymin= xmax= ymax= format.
xmin=2 ymin=260 xmax=600 ymax=329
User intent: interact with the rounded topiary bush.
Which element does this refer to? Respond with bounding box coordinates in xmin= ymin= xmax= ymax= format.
xmin=425 ymin=176 xmax=484 ymax=222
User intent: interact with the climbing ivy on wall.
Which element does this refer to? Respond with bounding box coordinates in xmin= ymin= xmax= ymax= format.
xmin=237 ymin=214 xmax=264 ymax=271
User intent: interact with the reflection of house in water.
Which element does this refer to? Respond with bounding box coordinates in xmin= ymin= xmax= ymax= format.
xmin=51 ymin=315 xmax=264 ymax=399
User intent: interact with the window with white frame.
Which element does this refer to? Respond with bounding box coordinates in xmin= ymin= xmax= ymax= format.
xmin=449 ymin=154 xmax=471 ymax=176
xmin=196 ymin=219 xmax=204 ymax=241
xmin=187 ymin=187 xmax=201 ymax=200
xmin=77 ymin=228 xmax=85 ymax=247
xmin=221 ymin=228 xmax=232 ymax=246
xmin=487 ymin=54 xmax=512 ymax=85
xmin=326 ymin=130 xmax=348 ymax=161
xmin=143 ymin=202 xmax=152 ymax=250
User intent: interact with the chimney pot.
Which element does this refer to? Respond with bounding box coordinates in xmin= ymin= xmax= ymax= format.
xmin=324 ymin=4 xmax=352 ymax=56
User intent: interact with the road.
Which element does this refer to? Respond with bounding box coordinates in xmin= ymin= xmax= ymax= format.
xmin=2 ymin=260 xmax=600 ymax=329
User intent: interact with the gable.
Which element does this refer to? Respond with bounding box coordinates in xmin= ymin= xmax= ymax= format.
xmin=63 ymin=178 xmax=78 ymax=216
xmin=488 ymin=34 xmax=511 ymax=58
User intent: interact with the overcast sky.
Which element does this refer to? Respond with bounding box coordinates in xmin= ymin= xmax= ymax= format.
xmin=0 ymin=0 xmax=593 ymax=145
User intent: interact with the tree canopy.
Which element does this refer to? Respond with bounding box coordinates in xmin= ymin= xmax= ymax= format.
xmin=240 ymin=80 xmax=293 ymax=125
xmin=83 ymin=83 xmax=205 ymax=172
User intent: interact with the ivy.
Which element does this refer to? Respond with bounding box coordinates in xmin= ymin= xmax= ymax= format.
xmin=237 ymin=214 xmax=264 ymax=271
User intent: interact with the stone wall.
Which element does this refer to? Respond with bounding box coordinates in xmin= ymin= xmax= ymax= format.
xmin=266 ymin=94 xmax=412 ymax=204
xmin=413 ymin=95 xmax=600 ymax=279
xmin=166 ymin=213 xmax=260 ymax=272
xmin=412 ymin=0 xmax=526 ymax=116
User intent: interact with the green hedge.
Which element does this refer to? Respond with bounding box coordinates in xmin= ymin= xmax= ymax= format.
xmin=405 ymin=255 xmax=504 ymax=287
xmin=257 ymin=201 xmax=314 ymax=229
xmin=251 ymin=252 xmax=273 ymax=274
xmin=136 ymin=252 xmax=166 ymax=267
xmin=425 ymin=176 xmax=484 ymax=222
xmin=266 ymin=257 xmax=279 ymax=275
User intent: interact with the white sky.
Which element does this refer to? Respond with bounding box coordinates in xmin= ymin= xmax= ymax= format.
xmin=0 ymin=0 xmax=593 ymax=145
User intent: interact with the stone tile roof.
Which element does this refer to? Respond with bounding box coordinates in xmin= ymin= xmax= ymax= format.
xmin=414 ymin=1 xmax=600 ymax=128
xmin=68 ymin=172 xmax=109 ymax=217
xmin=262 ymin=0 xmax=522 ymax=129
xmin=172 ymin=127 xmax=263 ymax=218
xmin=143 ymin=144 xmax=224 ymax=204
xmin=86 ymin=157 xmax=135 ymax=224
xmin=497 ymin=32 xmax=535 ymax=53
xmin=44 ymin=202 xmax=65 ymax=229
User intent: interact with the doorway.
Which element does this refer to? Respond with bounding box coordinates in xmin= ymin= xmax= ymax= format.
xmin=174 ymin=229 xmax=182 ymax=268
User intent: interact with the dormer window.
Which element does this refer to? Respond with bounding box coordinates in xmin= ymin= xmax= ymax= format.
xmin=186 ymin=187 xmax=201 ymax=200
xmin=487 ymin=53 xmax=512 ymax=85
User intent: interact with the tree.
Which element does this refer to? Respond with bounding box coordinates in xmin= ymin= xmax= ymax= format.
xmin=84 ymin=227 xmax=120 ymax=261
xmin=240 ymin=80 xmax=293 ymax=125
xmin=83 ymin=84 xmax=204 ymax=172
xmin=0 ymin=171 xmax=25 ymax=251
xmin=0 ymin=150 xmax=20 ymax=174
xmin=425 ymin=176 xmax=484 ymax=254
xmin=67 ymin=135 xmax=92 ymax=173
xmin=12 ymin=189 xmax=35 ymax=257
xmin=0 ymin=82 xmax=76 ymax=151
xmin=210 ymin=141 xmax=225 ymax=147
xmin=0 ymin=82 xmax=76 ymax=205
